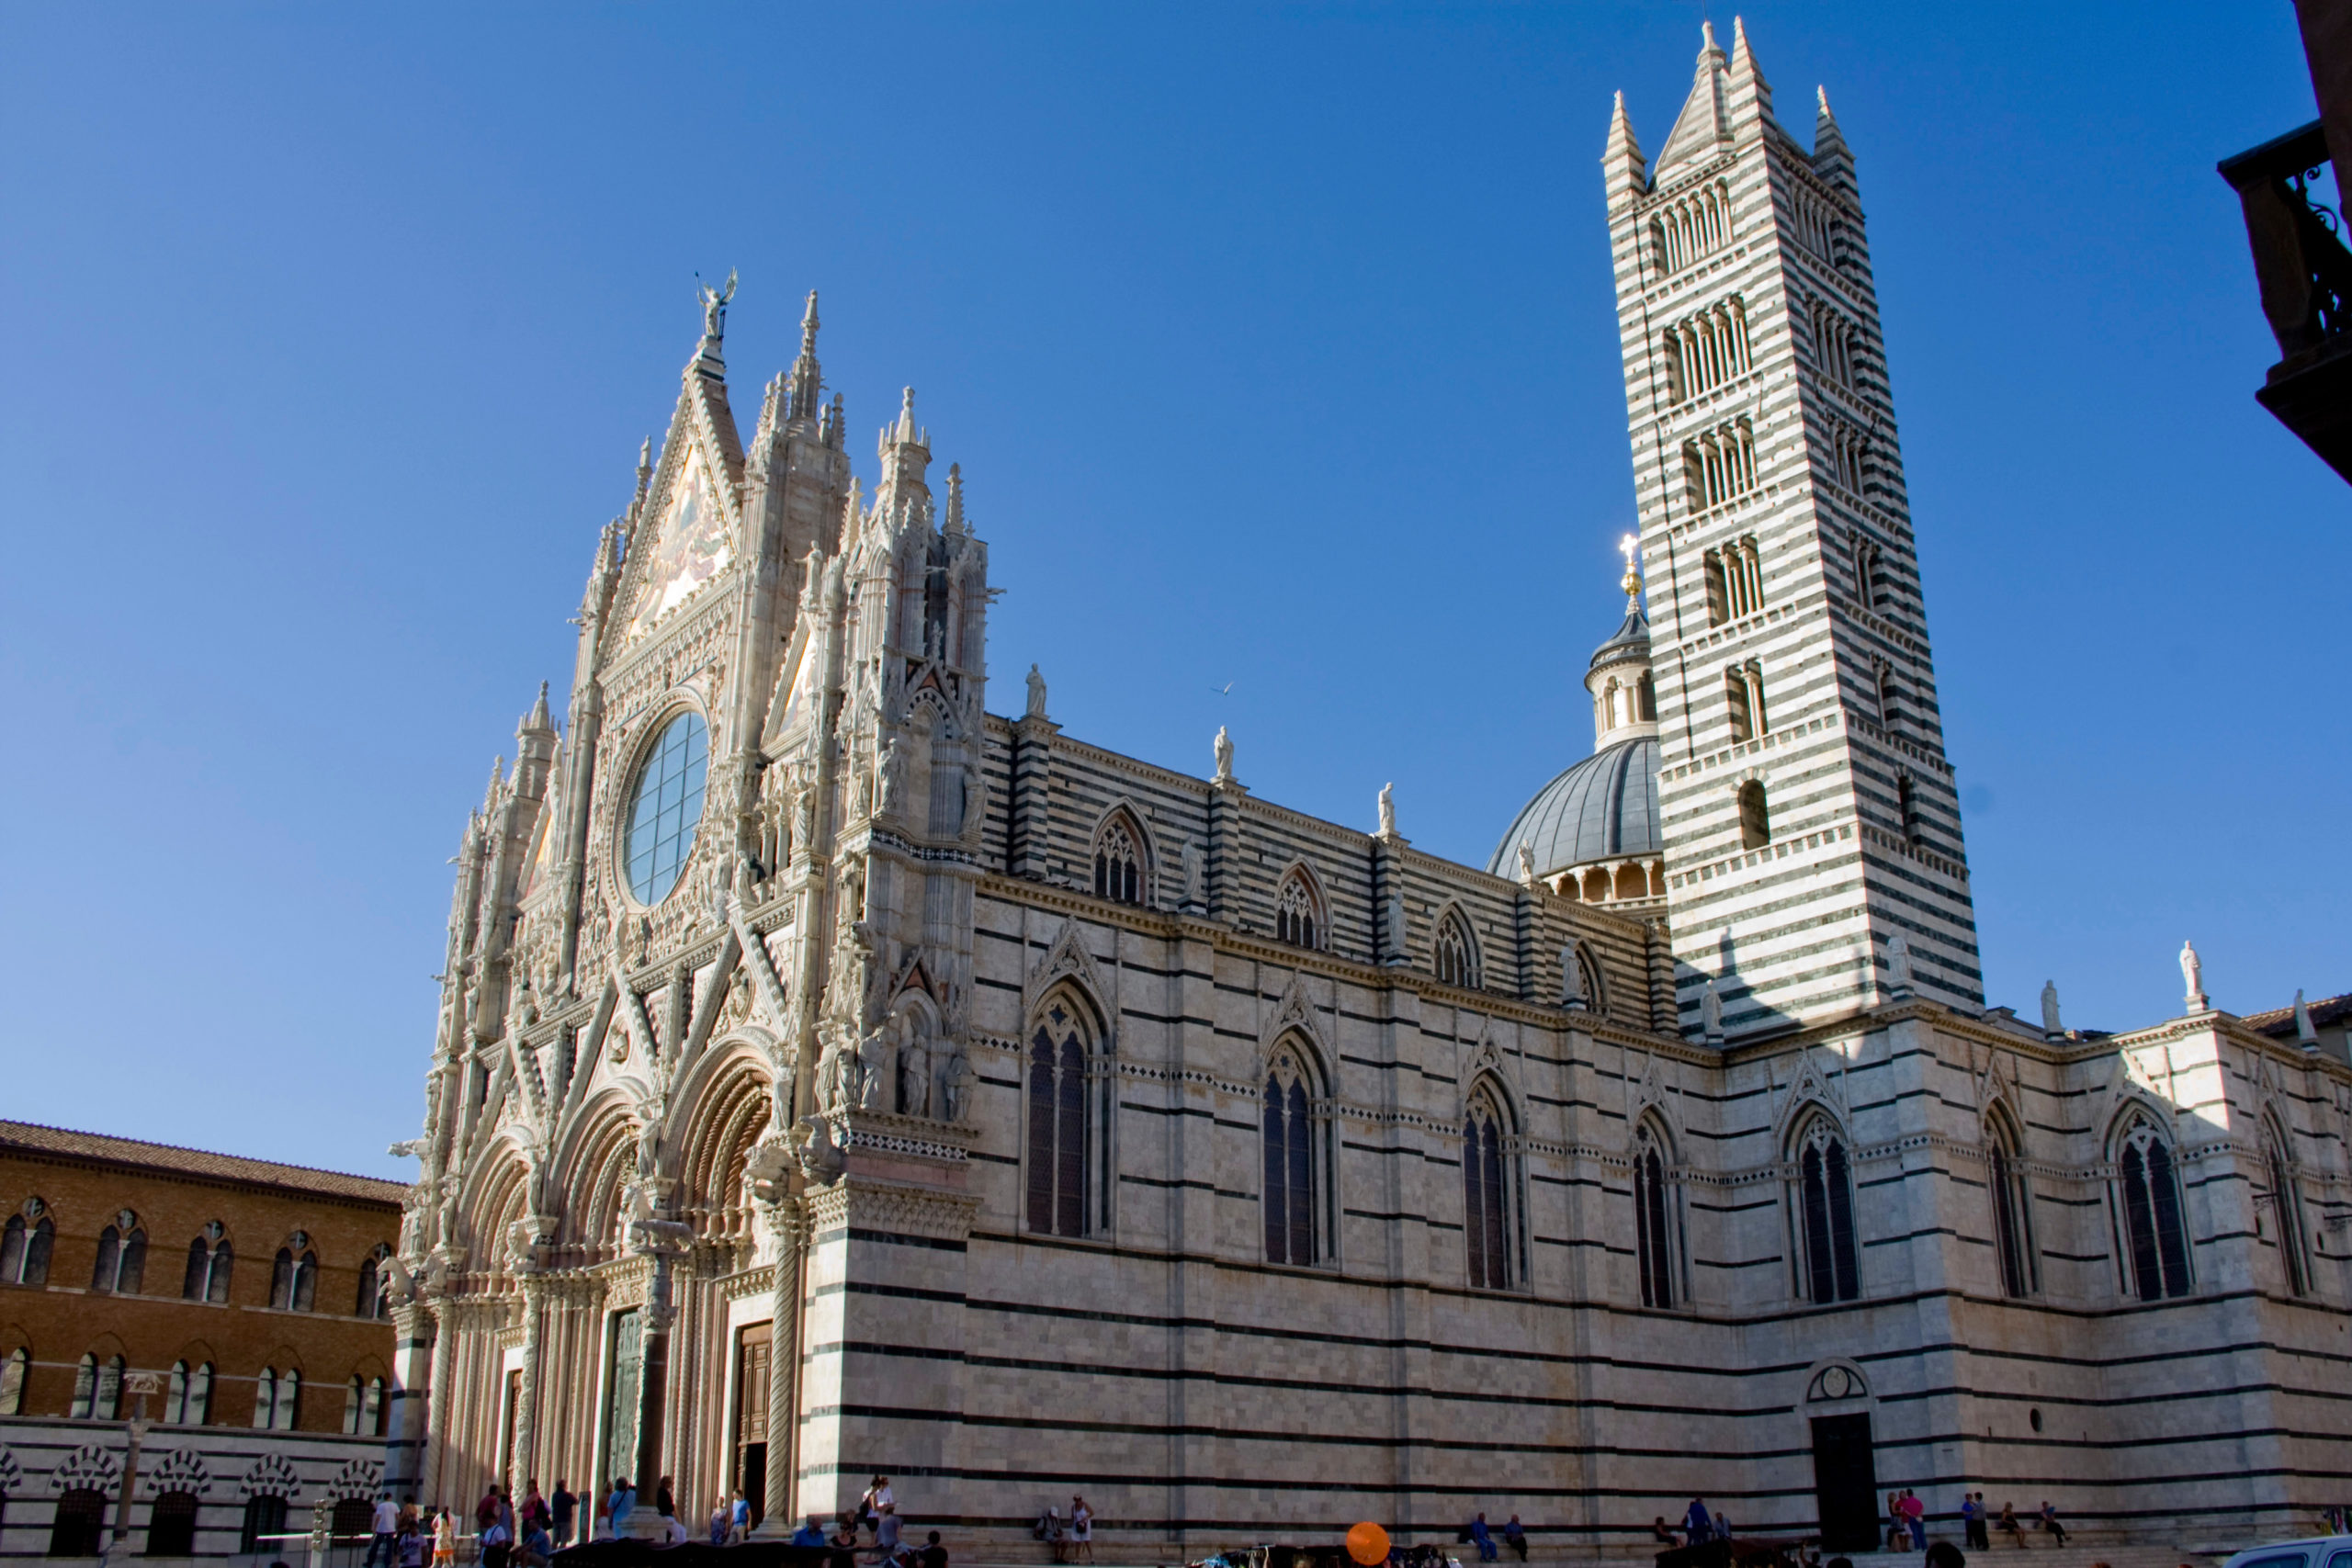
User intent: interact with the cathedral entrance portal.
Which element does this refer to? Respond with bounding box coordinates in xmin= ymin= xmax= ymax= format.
xmin=733 ymin=1323 xmax=771 ymax=1529
xmin=1809 ymin=1414 xmax=1879 ymax=1551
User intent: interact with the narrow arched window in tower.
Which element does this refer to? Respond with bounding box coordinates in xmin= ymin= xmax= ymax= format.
xmin=1702 ymin=549 xmax=1730 ymax=625
xmin=1634 ymin=1127 xmax=1678 ymax=1309
xmin=1897 ymin=773 xmax=1922 ymax=846
xmin=1462 ymin=1087 xmax=1514 ymax=1291
xmin=2116 ymin=1117 xmax=2192 ymax=1301
xmin=1873 ymin=664 xmax=1900 ymax=735
xmin=1795 ymin=1121 xmax=1860 ymax=1303
xmin=2267 ymin=1122 xmax=2310 ymax=1296
xmin=1274 ymin=872 xmax=1322 ymax=951
xmin=1432 ymin=909 xmax=1478 ymax=989
xmin=1025 ymin=995 xmax=1094 ymax=1239
xmin=1853 ymin=536 xmax=1883 ymax=611
xmin=1725 ymin=665 xmax=1766 ymax=742
xmin=1261 ymin=1045 xmax=1318 ymax=1266
xmin=1092 ymin=819 xmax=1142 ymax=906
xmin=1737 ymin=781 xmax=1770 ymax=849
xmin=1987 ymin=1112 xmax=2037 ymax=1298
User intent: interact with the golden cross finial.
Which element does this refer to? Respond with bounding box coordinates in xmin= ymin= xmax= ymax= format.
xmin=1619 ymin=533 xmax=1644 ymax=609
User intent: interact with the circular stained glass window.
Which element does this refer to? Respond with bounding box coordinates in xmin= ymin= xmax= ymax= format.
xmin=623 ymin=711 xmax=708 ymax=905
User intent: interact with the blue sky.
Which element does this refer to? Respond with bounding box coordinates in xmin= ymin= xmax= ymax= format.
xmin=1 ymin=4 xmax=2339 ymax=1179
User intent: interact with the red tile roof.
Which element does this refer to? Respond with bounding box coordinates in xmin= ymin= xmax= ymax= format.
xmin=0 ymin=1121 xmax=410 ymax=1207
xmin=2243 ymin=990 xmax=2352 ymax=1036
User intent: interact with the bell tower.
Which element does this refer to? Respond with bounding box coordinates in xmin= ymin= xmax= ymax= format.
xmin=1604 ymin=20 xmax=1982 ymax=1036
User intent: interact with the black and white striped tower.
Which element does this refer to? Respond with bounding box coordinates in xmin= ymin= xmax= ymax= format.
xmin=1604 ymin=18 xmax=1982 ymax=1038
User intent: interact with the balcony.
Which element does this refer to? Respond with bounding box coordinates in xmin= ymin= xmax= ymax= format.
xmin=2220 ymin=119 xmax=2352 ymax=483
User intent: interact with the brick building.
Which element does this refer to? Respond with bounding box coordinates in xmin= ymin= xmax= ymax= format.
xmin=0 ymin=1122 xmax=405 ymax=1559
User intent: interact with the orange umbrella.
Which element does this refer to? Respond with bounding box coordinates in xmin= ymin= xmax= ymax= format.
xmin=1347 ymin=1523 xmax=1391 ymax=1566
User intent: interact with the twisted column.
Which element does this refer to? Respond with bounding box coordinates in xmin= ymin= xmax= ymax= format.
xmin=754 ymin=1198 xmax=808 ymax=1535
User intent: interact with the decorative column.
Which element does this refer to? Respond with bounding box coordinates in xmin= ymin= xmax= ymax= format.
xmin=1009 ymin=696 xmax=1058 ymax=881
xmin=505 ymin=1217 xmax=556 ymax=1494
xmin=623 ymin=1191 xmax=692 ymax=1540
xmin=751 ymin=1195 xmax=808 ymax=1536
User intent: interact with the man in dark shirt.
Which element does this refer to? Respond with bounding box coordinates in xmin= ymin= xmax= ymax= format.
xmin=918 ymin=1530 xmax=948 ymax=1568
xmin=549 ymin=1485 xmax=576 ymax=1548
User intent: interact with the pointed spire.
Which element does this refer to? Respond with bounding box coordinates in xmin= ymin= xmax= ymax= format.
xmin=523 ymin=681 xmax=553 ymax=735
xmin=1726 ymin=15 xmax=1772 ymax=120
xmin=631 ymin=438 xmax=653 ymax=519
xmin=1655 ymin=18 xmax=1734 ymax=172
xmin=1813 ymin=84 xmax=1856 ymax=191
xmin=2296 ymin=988 xmax=2319 ymax=1046
xmin=483 ymin=756 xmax=507 ymax=814
xmin=788 ymin=290 xmax=823 ymax=421
xmin=1602 ymin=89 xmax=1648 ymax=201
xmin=942 ymin=463 xmax=966 ymax=535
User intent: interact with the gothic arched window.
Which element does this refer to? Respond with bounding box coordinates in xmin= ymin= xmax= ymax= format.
xmin=1737 ymin=781 xmax=1770 ymax=850
xmin=2115 ymin=1116 xmax=2191 ymax=1301
xmin=1432 ymin=909 xmax=1478 ymax=989
xmin=1986 ymin=1110 xmax=2037 ymax=1298
xmin=1794 ymin=1118 xmax=1860 ymax=1303
xmin=1274 ymin=871 xmax=1323 ymax=951
xmin=0 ymin=1346 xmax=26 ymax=1415
xmin=1092 ymin=818 xmax=1144 ymax=906
xmin=2266 ymin=1119 xmax=2310 ymax=1297
xmin=0 ymin=1209 xmax=53 ymax=1285
xmin=622 ymin=709 xmax=710 ymax=906
xmin=1634 ymin=1123 xmax=1679 ymax=1308
xmin=271 ymin=1245 xmax=318 ymax=1312
xmin=1725 ymin=660 xmax=1767 ymax=742
xmin=1262 ymin=1043 xmax=1322 ymax=1267
xmin=1025 ymin=994 xmax=1095 ymax=1238
xmin=91 ymin=1214 xmax=145 ymax=1295
xmin=356 ymin=1244 xmax=392 ymax=1319
xmin=1463 ymin=1085 xmax=1516 ymax=1290
xmin=74 ymin=1352 xmax=123 ymax=1420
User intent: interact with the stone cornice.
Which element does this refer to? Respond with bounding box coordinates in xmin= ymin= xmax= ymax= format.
xmin=804 ymin=1176 xmax=979 ymax=1244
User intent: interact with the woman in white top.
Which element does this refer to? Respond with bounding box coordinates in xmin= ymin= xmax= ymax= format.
xmin=1069 ymin=1497 xmax=1093 ymax=1564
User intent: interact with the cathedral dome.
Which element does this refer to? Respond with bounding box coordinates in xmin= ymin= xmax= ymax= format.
xmin=1487 ymin=735 xmax=1662 ymax=881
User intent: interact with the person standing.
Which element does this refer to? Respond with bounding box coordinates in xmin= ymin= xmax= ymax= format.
xmin=710 ymin=1497 xmax=731 ymax=1547
xmin=609 ymin=1477 xmax=636 ymax=1535
xmin=368 ymin=1494 xmax=401 ymax=1568
xmin=1685 ymin=1500 xmax=1713 ymax=1548
xmin=730 ymin=1493 xmax=752 ymax=1545
xmin=1069 ymin=1497 xmax=1094 ymax=1565
xmin=1901 ymin=1490 xmax=1926 ymax=1550
xmin=1888 ymin=1493 xmax=1905 ymax=1552
xmin=432 ymin=1508 xmax=458 ymax=1568
xmin=549 ymin=1483 xmax=575 ymax=1548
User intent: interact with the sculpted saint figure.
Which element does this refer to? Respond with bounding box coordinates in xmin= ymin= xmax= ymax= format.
xmin=2180 ymin=940 xmax=2207 ymax=1008
xmin=1517 ymin=840 xmax=1536 ymax=886
xmin=857 ymin=1023 xmax=893 ymax=1111
xmin=1560 ymin=944 xmax=1588 ymax=1009
xmin=899 ymin=1018 xmax=932 ymax=1118
xmin=1025 ymin=664 xmax=1048 ymax=719
xmin=1377 ymin=783 xmax=1396 ymax=838
xmin=1180 ymin=840 xmax=1205 ymax=907
xmin=2041 ymin=980 xmax=2063 ymax=1036
xmin=1701 ymin=976 xmax=1724 ymax=1039
xmin=1213 ymin=726 xmax=1234 ymax=782
xmin=942 ymin=1049 xmax=971 ymax=1122
xmin=1886 ymin=931 xmax=1914 ymax=990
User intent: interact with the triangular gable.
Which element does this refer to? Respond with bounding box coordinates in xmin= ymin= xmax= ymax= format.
xmin=763 ymin=616 xmax=818 ymax=742
xmin=616 ymin=357 xmax=747 ymax=646
xmin=1656 ymin=41 xmax=1732 ymax=175
xmin=1023 ymin=918 xmax=1113 ymax=1037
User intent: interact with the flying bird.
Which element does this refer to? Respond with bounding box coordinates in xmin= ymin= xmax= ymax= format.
xmin=1209 ymin=682 xmax=1234 ymax=696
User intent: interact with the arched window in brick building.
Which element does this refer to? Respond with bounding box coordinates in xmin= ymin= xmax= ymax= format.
xmin=1 ymin=1206 xmax=53 ymax=1285
xmin=356 ymin=1244 xmax=392 ymax=1319
xmin=270 ymin=1240 xmax=317 ymax=1313
xmin=91 ymin=1213 xmax=145 ymax=1295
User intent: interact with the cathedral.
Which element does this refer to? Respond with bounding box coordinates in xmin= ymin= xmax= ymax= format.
xmin=390 ymin=22 xmax=2352 ymax=1557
